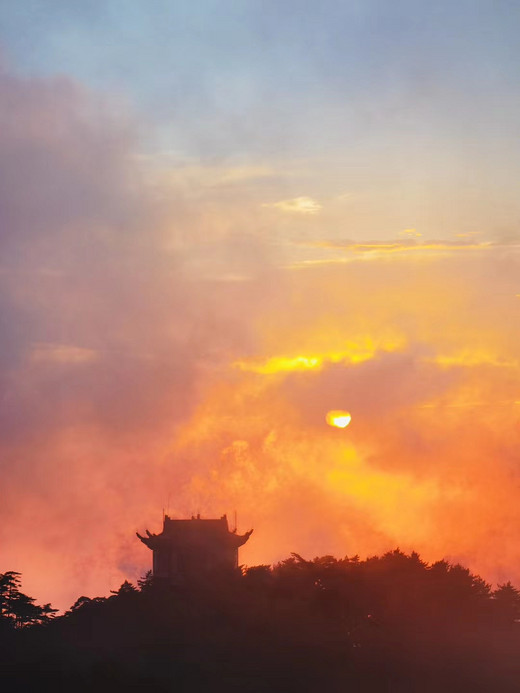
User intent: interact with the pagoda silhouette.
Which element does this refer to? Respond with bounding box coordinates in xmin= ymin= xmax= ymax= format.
xmin=137 ymin=514 xmax=253 ymax=583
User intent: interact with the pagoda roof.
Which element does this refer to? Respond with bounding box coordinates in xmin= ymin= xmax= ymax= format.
xmin=136 ymin=514 xmax=253 ymax=550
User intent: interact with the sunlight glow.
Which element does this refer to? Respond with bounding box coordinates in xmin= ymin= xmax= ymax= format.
xmin=326 ymin=410 xmax=352 ymax=428
xmin=234 ymin=355 xmax=321 ymax=374
xmin=234 ymin=335 xmax=406 ymax=375
xmin=425 ymin=351 xmax=518 ymax=368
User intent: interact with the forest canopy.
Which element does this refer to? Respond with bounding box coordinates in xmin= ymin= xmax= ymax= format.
xmin=2 ymin=550 xmax=520 ymax=691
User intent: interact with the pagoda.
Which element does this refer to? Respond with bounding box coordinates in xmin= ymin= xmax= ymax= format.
xmin=137 ymin=514 xmax=253 ymax=583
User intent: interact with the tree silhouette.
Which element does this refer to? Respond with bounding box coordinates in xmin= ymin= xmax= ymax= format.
xmin=0 ymin=571 xmax=56 ymax=628
xmin=492 ymin=581 xmax=520 ymax=624
xmin=110 ymin=580 xmax=138 ymax=597
xmin=4 ymin=551 xmax=520 ymax=691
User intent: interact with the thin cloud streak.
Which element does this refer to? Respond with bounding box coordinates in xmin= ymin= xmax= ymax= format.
xmin=284 ymin=237 xmax=512 ymax=269
xmin=263 ymin=196 xmax=322 ymax=215
xmin=308 ymin=239 xmax=496 ymax=253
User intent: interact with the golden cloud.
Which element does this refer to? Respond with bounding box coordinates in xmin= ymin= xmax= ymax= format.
xmin=315 ymin=239 xmax=494 ymax=254
xmin=233 ymin=334 xmax=407 ymax=374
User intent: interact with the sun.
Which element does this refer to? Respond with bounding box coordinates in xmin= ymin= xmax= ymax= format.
xmin=326 ymin=410 xmax=352 ymax=428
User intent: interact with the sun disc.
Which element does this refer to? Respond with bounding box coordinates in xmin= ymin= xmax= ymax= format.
xmin=326 ymin=410 xmax=352 ymax=428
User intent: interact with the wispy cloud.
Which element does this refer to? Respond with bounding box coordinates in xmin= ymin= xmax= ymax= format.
xmin=29 ymin=343 xmax=99 ymax=365
xmin=153 ymin=163 xmax=280 ymax=190
xmin=283 ymin=236 xmax=507 ymax=270
xmin=314 ymin=239 xmax=495 ymax=254
xmin=284 ymin=236 xmax=504 ymax=270
xmin=424 ymin=351 xmax=518 ymax=369
xmin=263 ymin=196 xmax=322 ymax=215
xmin=398 ymin=228 xmax=422 ymax=238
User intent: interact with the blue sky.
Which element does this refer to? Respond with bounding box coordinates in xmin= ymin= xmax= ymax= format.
xmin=1 ymin=1 xmax=519 ymax=160
xmin=1 ymin=1 xmax=518 ymax=241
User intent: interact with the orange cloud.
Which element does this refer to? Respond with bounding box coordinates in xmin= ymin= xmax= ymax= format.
xmin=3 ymin=61 xmax=520 ymax=616
xmin=165 ymin=251 xmax=520 ymax=590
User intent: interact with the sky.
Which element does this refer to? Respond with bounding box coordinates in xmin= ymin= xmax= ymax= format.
xmin=1 ymin=1 xmax=520 ymax=610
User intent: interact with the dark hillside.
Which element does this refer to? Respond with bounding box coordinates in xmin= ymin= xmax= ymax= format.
xmin=3 ymin=551 xmax=520 ymax=691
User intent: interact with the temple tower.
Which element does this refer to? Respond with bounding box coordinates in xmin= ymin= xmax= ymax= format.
xmin=137 ymin=514 xmax=253 ymax=583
